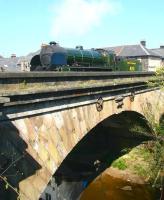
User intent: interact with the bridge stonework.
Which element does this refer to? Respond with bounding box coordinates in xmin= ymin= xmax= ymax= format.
xmin=2 ymin=89 xmax=164 ymax=200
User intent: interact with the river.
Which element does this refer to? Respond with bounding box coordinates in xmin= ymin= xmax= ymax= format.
xmin=80 ymin=168 xmax=160 ymax=200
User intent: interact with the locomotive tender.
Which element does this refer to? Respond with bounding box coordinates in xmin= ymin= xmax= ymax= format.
xmin=30 ymin=42 xmax=141 ymax=71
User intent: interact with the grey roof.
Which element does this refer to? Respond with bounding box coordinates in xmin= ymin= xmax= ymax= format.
xmin=0 ymin=57 xmax=22 ymax=71
xmin=151 ymin=48 xmax=164 ymax=58
xmin=0 ymin=50 xmax=40 ymax=71
xmin=105 ymin=44 xmax=160 ymax=58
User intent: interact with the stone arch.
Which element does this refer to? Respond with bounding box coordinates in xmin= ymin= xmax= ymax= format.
xmin=41 ymin=111 xmax=154 ymax=200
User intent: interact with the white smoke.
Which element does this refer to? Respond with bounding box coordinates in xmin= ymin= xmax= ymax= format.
xmin=50 ymin=0 xmax=121 ymax=40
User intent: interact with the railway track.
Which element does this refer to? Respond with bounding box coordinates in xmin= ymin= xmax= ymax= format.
xmin=0 ymin=71 xmax=155 ymax=104
xmin=0 ymin=71 xmax=157 ymax=120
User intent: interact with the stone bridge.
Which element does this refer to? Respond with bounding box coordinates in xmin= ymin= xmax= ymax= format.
xmin=0 ymin=72 xmax=164 ymax=200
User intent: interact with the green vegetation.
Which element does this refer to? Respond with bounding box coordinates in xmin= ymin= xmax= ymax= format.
xmin=133 ymin=164 xmax=148 ymax=177
xmin=154 ymin=123 xmax=164 ymax=136
xmin=112 ymin=141 xmax=164 ymax=185
xmin=148 ymin=66 xmax=164 ymax=89
xmin=156 ymin=66 xmax=164 ymax=88
xmin=128 ymin=123 xmax=150 ymax=134
xmin=19 ymin=80 xmax=27 ymax=89
xmin=111 ymin=102 xmax=164 ymax=186
xmin=112 ymin=158 xmax=127 ymax=170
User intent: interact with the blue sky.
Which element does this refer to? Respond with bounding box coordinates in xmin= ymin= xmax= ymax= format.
xmin=0 ymin=0 xmax=164 ymax=57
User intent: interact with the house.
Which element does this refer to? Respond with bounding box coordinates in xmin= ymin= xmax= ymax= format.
xmin=104 ymin=41 xmax=162 ymax=71
xmin=0 ymin=56 xmax=20 ymax=71
xmin=151 ymin=46 xmax=164 ymax=67
xmin=0 ymin=54 xmax=26 ymax=71
xmin=0 ymin=50 xmax=40 ymax=72
xmin=19 ymin=50 xmax=40 ymax=71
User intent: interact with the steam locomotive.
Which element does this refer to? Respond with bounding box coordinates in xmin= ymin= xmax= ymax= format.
xmin=30 ymin=42 xmax=141 ymax=71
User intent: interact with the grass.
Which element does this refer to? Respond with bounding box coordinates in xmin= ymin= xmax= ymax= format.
xmin=112 ymin=158 xmax=127 ymax=170
xmin=0 ymin=76 xmax=153 ymax=94
xmin=111 ymin=141 xmax=164 ymax=185
xmin=133 ymin=164 xmax=148 ymax=177
xmin=155 ymin=124 xmax=164 ymax=136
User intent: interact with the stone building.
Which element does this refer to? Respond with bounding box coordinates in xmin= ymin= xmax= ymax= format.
xmin=105 ymin=41 xmax=162 ymax=71
xmin=0 ymin=56 xmax=20 ymax=71
xmin=151 ymin=46 xmax=164 ymax=67
xmin=19 ymin=50 xmax=40 ymax=71
xmin=0 ymin=50 xmax=40 ymax=72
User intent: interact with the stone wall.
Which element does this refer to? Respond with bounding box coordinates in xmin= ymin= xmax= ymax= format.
xmin=148 ymin=57 xmax=161 ymax=71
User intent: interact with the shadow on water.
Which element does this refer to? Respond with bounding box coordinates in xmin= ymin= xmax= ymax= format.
xmin=44 ymin=111 xmax=155 ymax=200
xmin=80 ymin=172 xmax=159 ymax=200
xmin=0 ymin=117 xmax=41 ymax=200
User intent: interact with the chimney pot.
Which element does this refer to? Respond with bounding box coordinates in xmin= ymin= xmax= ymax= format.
xmin=11 ymin=54 xmax=16 ymax=58
xmin=140 ymin=40 xmax=146 ymax=47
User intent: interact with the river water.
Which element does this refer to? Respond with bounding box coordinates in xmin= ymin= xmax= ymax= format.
xmin=80 ymin=169 xmax=160 ymax=200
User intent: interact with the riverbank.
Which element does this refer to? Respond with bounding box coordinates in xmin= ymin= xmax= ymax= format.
xmin=104 ymin=167 xmax=145 ymax=184
xmin=111 ymin=142 xmax=164 ymax=186
xmin=80 ymin=142 xmax=163 ymax=200
xmin=80 ymin=166 xmax=158 ymax=200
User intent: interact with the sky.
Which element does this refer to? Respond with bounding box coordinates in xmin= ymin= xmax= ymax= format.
xmin=0 ymin=0 xmax=164 ymax=57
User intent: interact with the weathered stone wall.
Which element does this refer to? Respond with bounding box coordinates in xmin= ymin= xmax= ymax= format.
xmin=148 ymin=57 xmax=161 ymax=71
xmin=139 ymin=58 xmax=149 ymax=71
xmin=2 ymin=89 xmax=164 ymax=200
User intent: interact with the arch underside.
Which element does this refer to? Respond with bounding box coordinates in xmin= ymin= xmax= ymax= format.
xmin=41 ymin=111 xmax=155 ymax=200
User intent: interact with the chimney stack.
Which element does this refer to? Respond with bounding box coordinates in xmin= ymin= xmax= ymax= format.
xmin=140 ymin=40 xmax=146 ymax=47
xmin=11 ymin=54 xmax=16 ymax=58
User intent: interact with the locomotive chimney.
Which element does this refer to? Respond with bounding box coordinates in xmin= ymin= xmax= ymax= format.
xmin=49 ymin=41 xmax=57 ymax=45
xmin=76 ymin=46 xmax=83 ymax=50
xmin=140 ymin=40 xmax=146 ymax=47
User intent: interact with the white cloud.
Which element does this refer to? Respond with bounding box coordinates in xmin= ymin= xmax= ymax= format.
xmin=50 ymin=0 xmax=121 ymax=40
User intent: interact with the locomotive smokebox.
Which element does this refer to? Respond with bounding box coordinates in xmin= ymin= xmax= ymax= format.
xmin=40 ymin=42 xmax=67 ymax=69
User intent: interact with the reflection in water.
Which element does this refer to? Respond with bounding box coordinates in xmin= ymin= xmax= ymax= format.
xmin=80 ymin=171 xmax=158 ymax=200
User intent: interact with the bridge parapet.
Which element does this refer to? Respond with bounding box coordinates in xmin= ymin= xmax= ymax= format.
xmin=0 ymin=71 xmax=154 ymax=94
xmin=0 ymin=71 xmax=156 ymax=120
